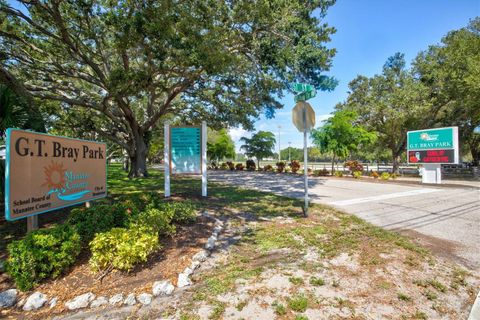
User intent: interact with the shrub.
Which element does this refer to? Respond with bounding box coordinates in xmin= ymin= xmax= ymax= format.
xmin=5 ymin=224 xmax=81 ymax=291
xmin=246 ymin=159 xmax=256 ymax=171
xmin=67 ymin=204 xmax=129 ymax=244
xmin=345 ymin=160 xmax=363 ymax=176
xmin=334 ymin=171 xmax=343 ymax=177
xmin=284 ymin=167 xmax=291 ymax=173
xmin=226 ymin=161 xmax=235 ymax=171
xmin=263 ymin=164 xmax=273 ymax=172
xmin=168 ymin=201 xmax=197 ymax=224
xmin=89 ymin=228 xmax=159 ymax=272
xmin=391 ymin=173 xmax=398 ymax=179
xmin=220 ymin=162 xmax=229 ymax=170
xmin=315 ymin=168 xmax=329 ymax=176
xmin=380 ymin=172 xmax=390 ymax=180
xmin=134 ymin=207 xmax=176 ymax=235
xmin=290 ymin=160 xmax=301 ymax=173
xmin=276 ymin=161 xmax=286 ymax=173
xmin=235 ymin=163 xmax=244 ymax=170
xmin=353 ymin=171 xmax=362 ymax=179
xmin=370 ymin=171 xmax=379 ymax=179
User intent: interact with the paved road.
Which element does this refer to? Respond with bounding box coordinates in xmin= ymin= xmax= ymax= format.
xmin=209 ymin=171 xmax=480 ymax=270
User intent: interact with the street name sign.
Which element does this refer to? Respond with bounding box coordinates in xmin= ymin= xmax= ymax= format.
xmin=407 ymin=127 xmax=459 ymax=164
xmin=5 ymin=129 xmax=107 ymax=221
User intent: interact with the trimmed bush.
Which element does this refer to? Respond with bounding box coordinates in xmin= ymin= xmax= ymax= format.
xmin=246 ymin=159 xmax=256 ymax=171
xmin=334 ymin=171 xmax=344 ymax=177
xmin=67 ymin=203 xmax=129 ymax=244
xmin=314 ymin=169 xmax=329 ymax=176
xmin=380 ymin=172 xmax=390 ymax=180
xmin=134 ymin=207 xmax=176 ymax=235
xmin=235 ymin=163 xmax=244 ymax=171
xmin=89 ymin=228 xmax=159 ymax=272
xmin=169 ymin=201 xmax=197 ymax=224
xmin=5 ymin=224 xmax=81 ymax=291
xmin=276 ymin=161 xmax=286 ymax=173
xmin=370 ymin=171 xmax=379 ymax=179
xmin=353 ymin=171 xmax=362 ymax=179
xmin=290 ymin=160 xmax=300 ymax=173
xmin=226 ymin=161 xmax=235 ymax=171
xmin=345 ymin=160 xmax=363 ymax=176
xmin=220 ymin=162 xmax=229 ymax=170
xmin=263 ymin=164 xmax=273 ymax=172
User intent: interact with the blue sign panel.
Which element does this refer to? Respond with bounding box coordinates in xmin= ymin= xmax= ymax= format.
xmin=170 ymin=127 xmax=201 ymax=174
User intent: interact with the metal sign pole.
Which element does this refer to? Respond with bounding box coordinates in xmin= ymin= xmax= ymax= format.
xmin=26 ymin=215 xmax=38 ymax=233
xmin=164 ymin=122 xmax=171 ymax=197
xmin=303 ymin=107 xmax=309 ymax=217
xmin=201 ymin=121 xmax=207 ymax=197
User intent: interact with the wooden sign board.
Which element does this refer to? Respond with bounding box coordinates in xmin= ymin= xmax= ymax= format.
xmin=5 ymin=129 xmax=107 ymax=221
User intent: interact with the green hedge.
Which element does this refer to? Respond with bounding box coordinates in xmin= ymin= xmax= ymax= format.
xmin=5 ymin=192 xmax=197 ymax=290
xmin=67 ymin=203 xmax=129 ymax=244
xmin=5 ymin=224 xmax=81 ymax=291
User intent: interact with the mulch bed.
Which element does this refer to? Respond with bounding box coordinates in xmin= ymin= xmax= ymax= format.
xmin=0 ymin=215 xmax=214 ymax=319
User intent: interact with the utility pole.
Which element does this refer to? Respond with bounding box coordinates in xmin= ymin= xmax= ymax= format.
xmin=288 ymin=142 xmax=291 ymax=163
xmin=278 ymin=125 xmax=281 ymax=162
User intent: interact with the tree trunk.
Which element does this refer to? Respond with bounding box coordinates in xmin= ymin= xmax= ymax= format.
xmin=469 ymin=136 xmax=480 ymax=167
xmin=128 ymin=129 xmax=149 ymax=178
xmin=331 ymin=154 xmax=336 ymax=173
xmin=392 ymin=153 xmax=401 ymax=174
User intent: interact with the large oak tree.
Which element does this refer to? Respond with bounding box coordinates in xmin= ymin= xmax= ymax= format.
xmin=0 ymin=0 xmax=337 ymax=177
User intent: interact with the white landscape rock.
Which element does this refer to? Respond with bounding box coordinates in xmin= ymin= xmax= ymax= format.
xmin=123 ymin=293 xmax=136 ymax=306
xmin=0 ymin=289 xmax=17 ymax=308
xmin=90 ymin=296 xmax=108 ymax=308
xmin=65 ymin=292 xmax=95 ymax=310
xmin=152 ymin=280 xmax=175 ymax=296
xmin=23 ymin=291 xmax=48 ymax=311
xmin=183 ymin=267 xmax=194 ymax=277
xmin=205 ymin=236 xmax=216 ymax=250
xmin=109 ymin=293 xmax=124 ymax=306
xmin=190 ymin=260 xmax=201 ymax=270
xmin=49 ymin=297 xmax=58 ymax=308
xmin=177 ymin=273 xmax=192 ymax=288
xmin=192 ymin=250 xmax=210 ymax=262
xmin=137 ymin=293 xmax=153 ymax=305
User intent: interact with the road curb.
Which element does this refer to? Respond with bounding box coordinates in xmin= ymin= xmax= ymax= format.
xmin=469 ymin=290 xmax=480 ymax=320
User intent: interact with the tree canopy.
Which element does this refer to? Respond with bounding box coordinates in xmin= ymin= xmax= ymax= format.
xmin=413 ymin=18 xmax=480 ymax=165
xmin=240 ymin=131 xmax=276 ymax=166
xmin=0 ymin=0 xmax=337 ymax=177
xmin=337 ymin=53 xmax=431 ymax=172
xmin=207 ymin=128 xmax=235 ymax=162
xmin=310 ymin=110 xmax=375 ymax=172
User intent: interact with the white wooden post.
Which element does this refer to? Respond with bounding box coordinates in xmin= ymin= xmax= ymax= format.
xmin=164 ymin=122 xmax=171 ymax=197
xmin=201 ymin=121 xmax=207 ymax=197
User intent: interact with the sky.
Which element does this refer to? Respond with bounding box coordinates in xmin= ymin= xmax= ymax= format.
xmin=230 ymin=0 xmax=480 ymax=152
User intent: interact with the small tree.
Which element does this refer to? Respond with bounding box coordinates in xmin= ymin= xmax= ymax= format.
xmin=240 ymin=131 xmax=276 ymax=168
xmin=207 ymin=129 xmax=235 ymax=163
xmin=310 ymin=110 xmax=375 ymax=173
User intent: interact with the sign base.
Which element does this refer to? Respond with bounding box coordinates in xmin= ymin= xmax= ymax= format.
xmin=421 ymin=164 xmax=442 ymax=184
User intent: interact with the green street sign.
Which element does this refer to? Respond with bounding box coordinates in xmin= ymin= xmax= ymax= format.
xmin=293 ymin=83 xmax=314 ymax=93
xmin=294 ymin=89 xmax=316 ymax=102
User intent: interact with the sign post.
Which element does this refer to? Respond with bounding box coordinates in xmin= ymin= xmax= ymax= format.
xmin=407 ymin=126 xmax=459 ymax=184
xmin=201 ymin=121 xmax=207 ymax=197
xmin=292 ymin=99 xmax=316 ymax=217
xmin=164 ymin=122 xmax=171 ymax=197
xmin=5 ymin=129 xmax=107 ymax=222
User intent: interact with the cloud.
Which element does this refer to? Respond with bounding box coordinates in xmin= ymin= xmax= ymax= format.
xmin=228 ymin=127 xmax=249 ymax=141
xmin=316 ymin=113 xmax=332 ymax=124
